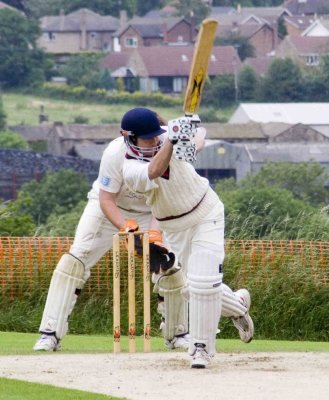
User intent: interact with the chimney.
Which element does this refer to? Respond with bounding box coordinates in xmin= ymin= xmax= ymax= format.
xmin=120 ymin=10 xmax=127 ymax=28
xmin=59 ymin=8 xmax=65 ymax=31
xmin=80 ymin=9 xmax=87 ymax=50
xmin=237 ymin=3 xmax=241 ymax=14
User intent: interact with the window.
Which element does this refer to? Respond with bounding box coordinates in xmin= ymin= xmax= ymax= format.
xmin=44 ymin=32 xmax=56 ymax=41
xmin=306 ymin=54 xmax=319 ymax=66
xmin=125 ymin=37 xmax=137 ymax=48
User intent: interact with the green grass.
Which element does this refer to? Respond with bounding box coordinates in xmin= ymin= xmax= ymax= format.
xmin=2 ymin=92 xmax=234 ymax=126
xmin=2 ymin=93 xmax=182 ymax=126
xmin=1 ymin=331 xmax=329 ymax=356
xmin=0 ymin=378 xmax=123 ymax=400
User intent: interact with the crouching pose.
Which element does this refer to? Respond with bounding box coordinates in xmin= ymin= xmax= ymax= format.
xmin=121 ymin=107 xmax=253 ymax=368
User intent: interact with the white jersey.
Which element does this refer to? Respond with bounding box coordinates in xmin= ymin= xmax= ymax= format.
xmin=122 ymin=153 xmax=220 ymax=232
xmin=88 ymin=137 xmax=149 ymax=213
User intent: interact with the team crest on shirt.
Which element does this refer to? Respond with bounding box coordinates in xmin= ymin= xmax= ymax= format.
xmin=101 ymin=176 xmax=110 ymax=186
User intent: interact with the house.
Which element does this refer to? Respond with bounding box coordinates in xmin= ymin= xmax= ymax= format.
xmin=229 ymin=103 xmax=329 ymax=125
xmin=47 ymin=122 xmax=119 ymax=156
xmin=115 ymin=16 xmax=197 ymax=51
xmin=38 ymin=8 xmax=121 ymax=54
xmin=101 ymin=45 xmax=240 ymax=93
xmin=284 ymin=0 xmax=329 ymax=16
xmin=275 ymin=35 xmax=329 ymax=66
xmin=243 ymin=55 xmax=274 ymax=76
xmin=283 ymin=15 xmax=316 ymax=36
xmin=209 ymin=7 xmax=291 ymax=57
xmin=302 ymin=17 xmax=329 ymax=37
xmin=216 ymin=22 xmax=277 ymax=57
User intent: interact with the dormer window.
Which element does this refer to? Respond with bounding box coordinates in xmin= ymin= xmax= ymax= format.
xmin=125 ymin=37 xmax=137 ymax=48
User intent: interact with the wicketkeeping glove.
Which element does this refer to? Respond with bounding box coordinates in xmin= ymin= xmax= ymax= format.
xmin=149 ymin=230 xmax=175 ymax=273
xmin=120 ymin=219 xmax=143 ymax=256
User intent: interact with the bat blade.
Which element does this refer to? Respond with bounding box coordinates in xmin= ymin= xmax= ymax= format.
xmin=183 ymin=18 xmax=218 ymax=116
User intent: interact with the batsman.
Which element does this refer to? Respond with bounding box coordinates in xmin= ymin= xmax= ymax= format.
xmin=121 ymin=107 xmax=254 ymax=368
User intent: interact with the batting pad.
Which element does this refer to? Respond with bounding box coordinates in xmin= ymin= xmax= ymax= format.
xmin=221 ymin=283 xmax=247 ymax=318
xmin=39 ymin=253 xmax=85 ymax=339
xmin=157 ymin=266 xmax=188 ymax=340
xmin=187 ymin=251 xmax=223 ymax=356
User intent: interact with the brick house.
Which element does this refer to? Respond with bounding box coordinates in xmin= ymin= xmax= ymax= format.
xmin=101 ymin=45 xmax=240 ymax=93
xmin=115 ymin=16 xmax=197 ymax=52
xmin=284 ymin=0 xmax=329 ymax=15
xmin=210 ymin=6 xmax=291 ymax=56
xmin=302 ymin=18 xmax=329 ymax=37
xmin=283 ymin=15 xmax=316 ymax=37
xmin=217 ymin=22 xmax=277 ymax=56
xmin=275 ymin=35 xmax=329 ymax=66
xmin=38 ymin=8 xmax=121 ymax=53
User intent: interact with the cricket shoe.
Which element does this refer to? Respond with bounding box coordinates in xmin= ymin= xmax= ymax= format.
xmin=165 ymin=333 xmax=190 ymax=350
xmin=191 ymin=343 xmax=211 ymax=369
xmin=232 ymin=288 xmax=254 ymax=343
xmin=33 ymin=333 xmax=61 ymax=351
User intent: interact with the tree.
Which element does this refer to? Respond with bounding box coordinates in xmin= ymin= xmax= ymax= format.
xmin=238 ymin=66 xmax=259 ymax=101
xmin=216 ymin=36 xmax=255 ymax=61
xmin=15 ymin=169 xmax=89 ymax=225
xmin=20 ymin=0 xmax=64 ymax=18
xmin=137 ymin=0 xmax=164 ymax=16
xmin=259 ymin=58 xmax=303 ymax=102
xmin=175 ymin=0 xmax=210 ymax=24
xmin=62 ymin=0 xmax=136 ymax=17
xmin=59 ymin=53 xmax=114 ymax=89
xmin=37 ymin=200 xmax=86 ymax=236
xmin=277 ymin=16 xmax=287 ymax=39
xmin=203 ymin=74 xmax=235 ymax=107
xmin=241 ymin=162 xmax=329 ymax=207
xmin=0 ymin=96 xmax=6 ymax=131
xmin=0 ymin=131 xmax=29 ymax=149
xmin=0 ymin=9 xmax=47 ymax=87
xmin=0 ymin=200 xmax=36 ymax=236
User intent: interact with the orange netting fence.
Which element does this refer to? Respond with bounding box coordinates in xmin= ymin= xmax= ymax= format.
xmin=0 ymin=237 xmax=328 ymax=300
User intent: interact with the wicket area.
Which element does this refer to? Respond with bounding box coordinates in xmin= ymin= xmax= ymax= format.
xmin=113 ymin=232 xmax=151 ymax=353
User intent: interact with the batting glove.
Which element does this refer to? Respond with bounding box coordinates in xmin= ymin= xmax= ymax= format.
xmin=173 ymin=140 xmax=197 ymax=163
xmin=167 ymin=114 xmax=200 ymax=143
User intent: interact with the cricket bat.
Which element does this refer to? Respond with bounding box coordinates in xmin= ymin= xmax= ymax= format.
xmin=183 ymin=18 xmax=218 ymax=116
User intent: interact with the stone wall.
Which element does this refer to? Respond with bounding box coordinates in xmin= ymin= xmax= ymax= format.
xmin=0 ymin=149 xmax=98 ymax=200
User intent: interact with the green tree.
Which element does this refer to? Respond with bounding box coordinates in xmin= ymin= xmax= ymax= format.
xmin=277 ymin=16 xmax=287 ymax=39
xmin=16 ymin=169 xmax=89 ymax=225
xmin=0 ymin=131 xmax=29 ymax=149
xmin=37 ymin=200 xmax=86 ymax=236
xmin=319 ymin=54 xmax=329 ymax=98
xmin=259 ymin=58 xmax=303 ymax=102
xmin=59 ymin=53 xmax=114 ymax=89
xmin=238 ymin=65 xmax=259 ymax=101
xmin=0 ymin=200 xmax=36 ymax=236
xmin=0 ymin=96 xmax=6 ymax=131
xmin=175 ymin=0 xmax=210 ymax=23
xmin=20 ymin=0 xmax=64 ymax=18
xmin=216 ymin=36 xmax=255 ymax=61
xmin=203 ymin=74 xmax=235 ymax=107
xmin=62 ymin=0 xmax=136 ymax=17
xmin=0 ymin=9 xmax=47 ymax=87
xmin=241 ymin=162 xmax=329 ymax=207
xmin=137 ymin=0 xmax=164 ymax=16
